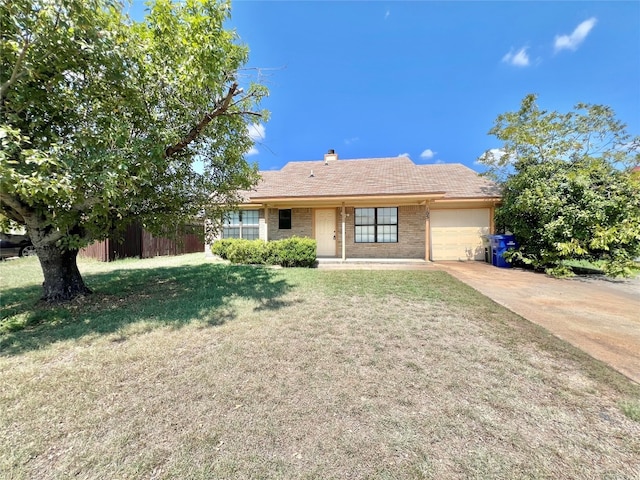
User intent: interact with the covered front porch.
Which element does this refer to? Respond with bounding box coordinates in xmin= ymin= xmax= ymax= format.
xmin=258 ymin=196 xmax=438 ymax=261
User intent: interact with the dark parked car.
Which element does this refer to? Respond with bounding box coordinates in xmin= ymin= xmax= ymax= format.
xmin=0 ymin=233 xmax=37 ymax=259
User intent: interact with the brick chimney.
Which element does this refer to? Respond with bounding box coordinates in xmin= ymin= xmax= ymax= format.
xmin=324 ymin=149 xmax=338 ymax=164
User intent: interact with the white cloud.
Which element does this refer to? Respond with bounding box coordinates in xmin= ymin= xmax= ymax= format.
xmin=502 ymin=47 xmax=530 ymax=67
xmin=476 ymin=148 xmax=507 ymax=165
xmin=420 ymin=148 xmax=436 ymax=159
xmin=344 ymin=136 xmax=359 ymax=145
xmin=385 ymin=9 xmax=390 ymax=20
xmin=248 ymin=123 xmax=265 ymax=141
xmin=554 ymin=17 xmax=597 ymax=52
xmin=397 ymin=152 xmax=410 ymax=158
xmin=487 ymin=148 xmax=506 ymax=160
xmin=246 ymin=123 xmax=265 ymax=156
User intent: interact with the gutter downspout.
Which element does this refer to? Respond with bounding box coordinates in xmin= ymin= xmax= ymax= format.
xmin=341 ymin=203 xmax=346 ymax=261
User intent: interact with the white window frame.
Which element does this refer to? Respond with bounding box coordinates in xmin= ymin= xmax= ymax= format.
xmin=222 ymin=210 xmax=259 ymax=240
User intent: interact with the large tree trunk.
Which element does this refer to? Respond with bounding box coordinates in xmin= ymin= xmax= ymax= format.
xmin=37 ymin=244 xmax=92 ymax=303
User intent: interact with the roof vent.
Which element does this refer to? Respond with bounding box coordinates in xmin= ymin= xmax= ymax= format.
xmin=309 ymin=169 xmax=314 ymax=177
xmin=324 ymin=149 xmax=338 ymax=164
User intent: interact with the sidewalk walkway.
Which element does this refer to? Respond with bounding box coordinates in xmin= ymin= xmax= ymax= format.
xmin=316 ymin=258 xmax=430 ymax=270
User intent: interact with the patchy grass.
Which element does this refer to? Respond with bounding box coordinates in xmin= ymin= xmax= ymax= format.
xmin=1 ymin=254 xmax=639 ymax=479
xmin=0 ymin=255 xmax=289 ymax=348
xmin=621 ymin=400 xmax=640 ymax=422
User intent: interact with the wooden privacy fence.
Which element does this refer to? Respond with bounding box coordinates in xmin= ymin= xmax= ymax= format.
xmin=80 ymin=223 xmax=204 ymax=262
xmin=141 ymin=228 xmax=204 ymax=258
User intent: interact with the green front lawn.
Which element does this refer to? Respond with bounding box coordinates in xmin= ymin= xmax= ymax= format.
xmin=1 ymin=254 xmax=639 ymax=479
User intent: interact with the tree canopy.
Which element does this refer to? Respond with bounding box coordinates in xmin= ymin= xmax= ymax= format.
xmin=479 ymin=94 xmax=640 ymax=277
xmin=0 ymin=0 xmax=268 ymax=302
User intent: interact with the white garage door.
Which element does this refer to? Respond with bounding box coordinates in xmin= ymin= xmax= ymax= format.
xmin=430 ymin=209 xmax=490 ymax=261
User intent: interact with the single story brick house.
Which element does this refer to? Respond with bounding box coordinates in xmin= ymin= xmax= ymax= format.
xmin=209 ymin=151 xmax=501 ymax=261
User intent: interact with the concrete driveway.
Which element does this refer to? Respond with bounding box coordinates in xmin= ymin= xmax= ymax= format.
xmin=435 ymin=261 xmax=640 ymax=384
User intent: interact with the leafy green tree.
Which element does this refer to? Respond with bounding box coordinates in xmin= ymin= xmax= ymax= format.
xmin=479 ymin=94 xmax=640 ymax=277
xmin=1 ymin=0 xmax=267 ymax=302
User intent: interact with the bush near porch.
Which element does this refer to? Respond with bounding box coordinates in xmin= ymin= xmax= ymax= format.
xmin=212 ymin=236 xmax=317 ymax=267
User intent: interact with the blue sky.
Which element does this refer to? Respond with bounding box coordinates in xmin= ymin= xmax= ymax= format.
xmin=133 ymin=1 xmax=640 ymax=173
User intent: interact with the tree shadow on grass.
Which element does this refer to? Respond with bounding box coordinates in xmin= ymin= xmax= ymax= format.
xmin=0 ymin=263 xmax=293 ymax=356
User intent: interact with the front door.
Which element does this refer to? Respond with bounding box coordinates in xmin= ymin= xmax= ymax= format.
xmin=315 ymin=209 xmax=336 ymax=257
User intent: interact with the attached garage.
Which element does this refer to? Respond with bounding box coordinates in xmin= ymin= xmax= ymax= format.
xmin=430 ymin=209 xmax=490 ymax=261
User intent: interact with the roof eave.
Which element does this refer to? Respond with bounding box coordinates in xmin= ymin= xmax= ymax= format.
xmin=241 ymin=192 xmax=447 ymax=207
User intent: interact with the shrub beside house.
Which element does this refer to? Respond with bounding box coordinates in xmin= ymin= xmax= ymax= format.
xmin=212 ymin=237 xmax=316 ymax=267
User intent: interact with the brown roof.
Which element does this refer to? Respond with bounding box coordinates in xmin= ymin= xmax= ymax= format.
xmin=416 ymin=163 xmax=502 ymax=198
xmin=242 ymin=156 xmax=501 ymax=201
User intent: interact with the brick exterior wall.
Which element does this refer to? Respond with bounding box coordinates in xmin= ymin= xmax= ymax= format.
xmin=339 ymin=205 xmax=426 ymax=259
xmin=211 ymin=205 xmax=426 ymax=259
xmin=258 ymin=208 xmax=267 ymax=241
xmin=267 ymin=208 xmax=313 ymax=241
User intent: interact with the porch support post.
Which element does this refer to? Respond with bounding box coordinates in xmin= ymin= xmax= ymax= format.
xmin=341 ymin=203 xmax=346 ymax=261
xmin=425 ymin=201 xmax=431 ymax=261
xmin=264 ymin=205 xmax=269 ymax=241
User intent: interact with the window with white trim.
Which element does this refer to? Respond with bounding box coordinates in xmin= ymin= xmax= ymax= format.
xmin=354 ymin=207 xmax=398 ymax=243
xmin=222 ymin=210 xmax=259 ymax=240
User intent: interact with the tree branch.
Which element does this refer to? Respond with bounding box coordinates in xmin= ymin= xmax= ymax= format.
xmin=0 ymin=37 xmax=30 ymax=102
xmin=164 ymin=82 xmax=260 ymax=158
xmin=71 ymin=196 xmax=100 ymax=211
xmin=226 ymin=111 xmax=262 ymax=117
xmin=0 ymin=192 xmax=30 ymax=224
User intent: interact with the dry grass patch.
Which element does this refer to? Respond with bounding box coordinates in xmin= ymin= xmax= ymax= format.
xmin=1 ymin=254 xmax=639 ymax=479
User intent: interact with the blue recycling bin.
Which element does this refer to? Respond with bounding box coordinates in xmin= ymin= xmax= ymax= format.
xmin=489 ymin=234 xmax=518 ymax=268
xmin=488 ymin=235 xmax=500 ymax=266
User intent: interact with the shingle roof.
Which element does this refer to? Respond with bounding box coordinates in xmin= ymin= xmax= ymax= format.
xmin=416 ymin=163 xmax=502 ymax=198
xmin=242 ymin=156 xmax=501 ymax=201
